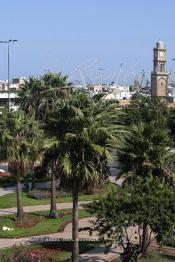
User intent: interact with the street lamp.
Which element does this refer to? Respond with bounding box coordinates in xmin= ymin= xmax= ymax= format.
xmin=0 ymin=39 xmax=18 ymax=110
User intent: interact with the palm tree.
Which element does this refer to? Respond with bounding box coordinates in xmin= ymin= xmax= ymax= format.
xmin=0 ymin=111 xmax=43 ymax=221
xmin=118 ymin=121 xmax=174 ymax=182
xmin=45 ymin=93 xmax=118 ymax=261
xmin=18 ymin=72 xmax=72 ymax=120
xmin=43 ymin=139 xmax=60 ymax=219
xmin=17 ymin=72 xmax=72 ymax=217
xmin=122 ymin=96 xmax=168 ymax=127
xmin=29 ymin=121 xmax=45 ymax=190
xmin=60 ymin=129 xmax=113 ymax=262
xmin=17 ymin=77 xmax=43 ymax=117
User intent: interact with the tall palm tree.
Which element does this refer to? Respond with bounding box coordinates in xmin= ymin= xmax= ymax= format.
xmin=18 ymin=72 xmax=71 ymax=120
xmin=17 ymin=77 xmax=43 ymax=117
xmin=0 ymin=111 xmax=43 ymax=221
xmin=59 ymin=129 xmax=112 ymax=262
xmin=29 ymin=121 xmax=45 ymax=190
xmin=17 ymin=72 xmax=72 ymax=217
xmin=45 ymin=93 xmax=118 ymax=261
xmin=42 ymin=139 xmax=60 ymax=219
xmin=118 ymin=122 xmax=174 ymax=182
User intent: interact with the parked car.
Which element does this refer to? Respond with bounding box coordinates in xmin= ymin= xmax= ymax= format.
xmin=0 ymin=169 xmax=10 ymax=177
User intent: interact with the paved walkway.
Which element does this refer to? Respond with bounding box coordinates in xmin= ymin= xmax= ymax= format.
xmin=0 ymin=217 xmax=97 ymax=249
xmin=0 ymin=165 xmax=121 ymax=260
xmin=80 ymin=246 xmax=121 ymax=261
xmin=0 ymin=201 xmax=90 ymax=216
xmin=0 ymin=202 xmax=121 ymax=261
xmin=0 ymin=216 xmax=121 ymax=261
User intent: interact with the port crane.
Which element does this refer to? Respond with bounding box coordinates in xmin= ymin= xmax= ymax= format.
xmin=111 ymin=63 xmax=124 ymax=85
xmin=139 ymin=70 xmax=146 ymax=91
xmin=78 ymin=69 xmax=91 ymax=87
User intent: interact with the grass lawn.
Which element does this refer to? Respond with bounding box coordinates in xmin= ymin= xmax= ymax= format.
xmin=0 ymin=209 xmax=90 ymax=238
xmin=0 ymin=241 xmax=100 ymax=261
xmin=0 ymin=183 xmax=115 ymax=209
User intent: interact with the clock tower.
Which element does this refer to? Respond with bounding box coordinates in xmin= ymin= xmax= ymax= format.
xmin=151 ymin=41 xmax=168 ymax=97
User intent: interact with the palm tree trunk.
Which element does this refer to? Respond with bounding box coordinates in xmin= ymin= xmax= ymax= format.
xmin=49 ymin=172 xmax=58 ymax=218
xmin=31 ymin=161 xmax=36 ymax=190
xmin=142 ymin=224 xmax=151 ymax=255
xmin=72 ymin=185 xmax=79 ymax=262
xmin=16 ymin=176 xmax=24 ymax=220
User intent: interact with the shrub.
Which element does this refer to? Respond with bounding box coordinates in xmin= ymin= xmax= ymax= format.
xmin=162 ymin=231 xmax=175 ymax=247
xmin=27 ymin=189 xmax=71 ymax=200
xmin=28 ymin=190 xmax=53 ymax=200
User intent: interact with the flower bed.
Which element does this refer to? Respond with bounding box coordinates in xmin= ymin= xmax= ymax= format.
xmin=15 ymin=214 xmax=46 ymax=228
xmin=0 ymin=241 xmax=100 ymax=262
xmin=0 ymin=244 xmax=61 ymax=262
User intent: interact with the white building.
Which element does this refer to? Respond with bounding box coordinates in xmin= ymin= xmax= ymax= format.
xmin=104 ymin=85 xmax=130 ymax=100
xmin=0 ymin=77 xmax=25 ymax=109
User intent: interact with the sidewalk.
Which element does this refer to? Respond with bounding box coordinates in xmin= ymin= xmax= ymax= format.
xmin=0 ymin=173 xmax=121 ymax=260
xmin=80 ymin=246 xmax=121 ymax=261
xmin=0 ymin=201 xmax=91 ymax=216
xmin=0 ymin=217 xmax=121 ymax=261
xmin=0 ymin=217 xmax=96 ymax=249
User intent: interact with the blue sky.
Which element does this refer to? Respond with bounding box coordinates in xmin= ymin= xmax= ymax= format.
xmin=0 ymin=0 xmax=175 ymax=84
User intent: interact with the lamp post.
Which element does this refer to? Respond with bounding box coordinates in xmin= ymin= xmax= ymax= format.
xmin=0 ymin=39 xmax=18 ymax=111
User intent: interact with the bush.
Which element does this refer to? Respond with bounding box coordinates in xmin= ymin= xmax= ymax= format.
xmin=28 ymin=190 xmax=53 ymax=200
xmin=27 ymin=189 xmax=71 ymax=200
xmin=162 ymin=232 xmax=175 ymax=247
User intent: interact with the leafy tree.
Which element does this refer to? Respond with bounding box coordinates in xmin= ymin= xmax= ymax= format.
xmin=87 ymin=175 xmax=175 ymax=262
xmin=116 ymin=96 xmax=175 ymax=259
xmin=167 ymin=107 xmax=175 ymax=140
